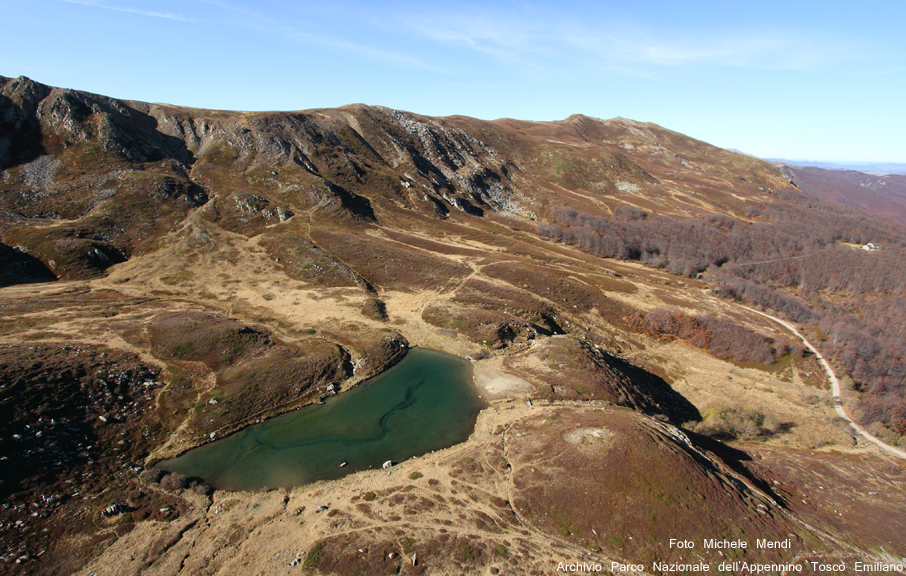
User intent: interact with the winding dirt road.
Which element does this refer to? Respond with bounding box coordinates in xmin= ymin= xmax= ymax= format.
xmin=741 ymin=305 xmax=906 ymax=461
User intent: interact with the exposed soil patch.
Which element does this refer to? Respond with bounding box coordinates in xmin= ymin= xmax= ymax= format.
xmin=473 ymin=366 xmax=534 ymax=400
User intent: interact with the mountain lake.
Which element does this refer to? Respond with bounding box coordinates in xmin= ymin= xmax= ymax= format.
xmin=158 ymin=348 xmax=484 ymax=491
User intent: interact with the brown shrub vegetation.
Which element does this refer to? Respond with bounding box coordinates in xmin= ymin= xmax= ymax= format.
xmin=148 ymin=311 xmax=348 ymax=437
xmin=421 ymin=304 xmax=540 ymax=349
xmin=139 ymin=468 xmax=165 ymax=484
xmin=507 ymin=409 xmax=805 ymax=566
xmin=481 ymin=262 xmax=607 ymax=312
xmin=633 ymin=307 xmax=803 ymax=365
xmin=258 ymin=229 xmax=356 ymax=287
xmin=692 ymin=404 xmax=783 ymax=441
xmin=311 ymin=228 xmax=469 ymax=292
xmin=360 ymin=297 xmax=388 ymax=321
xmin=159 ymin=473 xmax=187 ymax=491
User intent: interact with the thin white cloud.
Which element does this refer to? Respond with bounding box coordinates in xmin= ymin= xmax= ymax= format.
xmin=192 ymin=0 xmax=454 ymax=75
xmin=402 ymin=8 xmax=848 ymax=73
xmin=863 ymin=64 xmax=906 ymax=76
xmin=53 ymin=0 xmax=200 ymax=23
xmin=285 ymin=29 xmax=456 ymax=76
xmin=196 ymin=0 xmax=264 ymax=21
xmin=573 ymin=30 xmax=830 ymax=70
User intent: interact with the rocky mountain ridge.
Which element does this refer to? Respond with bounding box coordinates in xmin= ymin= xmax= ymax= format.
xmin=1 ymin=74 xmax=788 ymax=283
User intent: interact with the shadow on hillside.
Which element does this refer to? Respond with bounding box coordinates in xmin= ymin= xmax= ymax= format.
xmin=0 ymin=86 xmax=198 ymax=171
xmin=325 ymin=180 xmax=376 ymax=221
xmin=683 ymin=428 xmax=788 ymax=507
xmin=603 ymin=350 xmax=702 ymax=424
xmin=0 ymin=94 xmax=46 ymax=171
xmin=0 ymin=242 xmax=57 ymax=288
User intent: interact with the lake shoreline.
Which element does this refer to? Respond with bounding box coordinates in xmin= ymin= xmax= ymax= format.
xmin=145 ymin=335 xmax=411 ymax=466
xmin=157 ymin=348 xmax=484 ymax=491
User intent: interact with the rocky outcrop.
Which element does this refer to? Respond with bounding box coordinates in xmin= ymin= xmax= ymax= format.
xmin=3 ymin=75 xmax=531 ymax=219
xmin=1 ymin=76 xmax=194 ymax=167
xmin=0 ymin=76 xmax=51 ymax=170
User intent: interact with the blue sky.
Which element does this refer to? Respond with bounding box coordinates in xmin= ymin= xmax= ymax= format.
xmin=3 ymin=0 xmax=904 ymax=162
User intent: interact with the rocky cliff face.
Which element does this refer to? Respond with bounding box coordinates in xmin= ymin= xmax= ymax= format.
xmin=1 ymin=76 xmax=191 ymax=167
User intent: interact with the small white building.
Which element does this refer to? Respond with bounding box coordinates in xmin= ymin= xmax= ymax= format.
xmin=862 ymin=242 xmax=881 ymax=251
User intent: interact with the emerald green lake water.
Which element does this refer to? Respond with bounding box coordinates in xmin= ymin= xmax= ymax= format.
xmin=159 ymin=348 xmax=483 ymax=491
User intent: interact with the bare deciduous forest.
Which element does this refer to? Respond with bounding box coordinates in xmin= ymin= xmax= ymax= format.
xmin=539 ymin=188 xmax=906 ymax=439
xmin=632 ymin=307 xmax=804 ymax=365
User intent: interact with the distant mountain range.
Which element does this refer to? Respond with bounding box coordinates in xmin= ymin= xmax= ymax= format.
xmin=724 ymin=151 xmax=906 ymax=223
xmin=771 ymin=163 xmax=906 ymax=225
xmin=767 ymin=159 xmax=906 ymax=175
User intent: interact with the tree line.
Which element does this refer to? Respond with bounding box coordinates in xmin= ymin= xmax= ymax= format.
xmin=631 ymin=307 xmax=804 ymax=365
xmin=538 ymin=188 xmax=906 ymax=438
